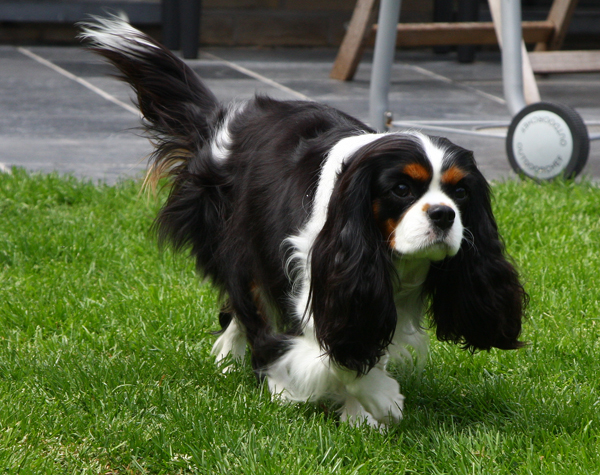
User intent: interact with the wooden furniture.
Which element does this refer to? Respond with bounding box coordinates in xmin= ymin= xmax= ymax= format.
xmin=331 ymin=0 xmax=600 ymax=81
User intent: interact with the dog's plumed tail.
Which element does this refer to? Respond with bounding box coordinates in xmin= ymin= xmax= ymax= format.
xmin=80 ymin=16 xmax=229 ymax=273
xmin=79 ymin=16 xmax=219 ymax=188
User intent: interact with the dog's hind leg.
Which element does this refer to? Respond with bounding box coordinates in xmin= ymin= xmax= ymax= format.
xmin=218 ymin=278 xmax=291 ymax=378
xmin=211 ymin=306 xmax=247 ymax=371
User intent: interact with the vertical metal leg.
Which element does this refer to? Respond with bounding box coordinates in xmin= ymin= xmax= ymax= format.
xmin=369 ymin=0 xmax=402 ymax=132
xmin=501 ymin=0 xmax=527 ymax=116
xmin=162 ymin=0 xmax=180 ymax=50
xmin=457 ymin=0 xmax=480 ymax=63
xmin=180 ymin=0 xmax=202 ymax=59
xmin=433 ymin=0 xmax=453 ymax=55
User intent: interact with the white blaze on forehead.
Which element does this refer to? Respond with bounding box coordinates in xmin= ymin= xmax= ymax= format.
xmin=409 ymin=132 xmax=446 ymax=189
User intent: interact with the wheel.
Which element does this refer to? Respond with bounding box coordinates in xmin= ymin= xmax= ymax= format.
xmin=506 ymin=102 xmax=589 ymax=180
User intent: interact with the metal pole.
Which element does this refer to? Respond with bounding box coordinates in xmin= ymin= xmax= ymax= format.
xmin=161 ymin=0 xmax=180 ymax=50
xmin=369 ymin=0 xmax=402 ymax=132
xmin=501 ymin=0 xmax=527 ymax=116
xmin=180 ymin=0 xmax=202 ymax=59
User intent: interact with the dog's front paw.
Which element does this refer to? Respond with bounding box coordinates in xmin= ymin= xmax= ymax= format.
xmin=343 ymin=368 xmax=404 ymax=425
xmin=339 ymin=396 xmax=383 ymax=429
xmin=365 ymin=385 xmax=404 ymax=425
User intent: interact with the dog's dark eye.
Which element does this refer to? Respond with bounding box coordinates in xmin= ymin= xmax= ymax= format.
xmin=393 ymin=184 xmax=412 ymax=198
xmin=454 ymin=187 xmax=469 ymax=201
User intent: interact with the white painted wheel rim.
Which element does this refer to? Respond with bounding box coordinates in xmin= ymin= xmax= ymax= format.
xmin=511 ymin=110 xmax=574 ymax=179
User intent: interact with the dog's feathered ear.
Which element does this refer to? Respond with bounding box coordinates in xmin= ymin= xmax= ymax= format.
xmin=426 ymin=173 xmax=527 ymax=351
xmin=308 ymin=158 xmax=397 ymax=375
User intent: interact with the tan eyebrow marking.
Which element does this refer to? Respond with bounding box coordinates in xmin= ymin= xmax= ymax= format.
xmin=442 ymin=166 xmax=467 ymax=185
xmin=403 ymin=163 xmax=430 ymax=182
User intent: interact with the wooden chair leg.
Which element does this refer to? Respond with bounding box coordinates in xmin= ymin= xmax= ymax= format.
xmin=534 ymin=0 xmax=579 ymax=52
xmin=330 ymin=0 xmax=378 ymax=81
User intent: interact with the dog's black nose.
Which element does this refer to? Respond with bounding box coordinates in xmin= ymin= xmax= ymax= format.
xmin=427 ymin=205 xmax=455 ymax=231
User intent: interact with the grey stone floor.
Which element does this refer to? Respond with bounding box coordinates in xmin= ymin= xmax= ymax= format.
xmin=2 ymin=44 xmax=600 ymax=183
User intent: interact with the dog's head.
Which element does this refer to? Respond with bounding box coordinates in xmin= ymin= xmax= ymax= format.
xmin=367 ymin=134 xmax=471 ymax=261
xmin=309 ymin=132 xmax=527 ymax=373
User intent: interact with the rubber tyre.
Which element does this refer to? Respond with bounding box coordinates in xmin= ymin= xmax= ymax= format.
xmin=506 ymin=102 xmax=589 ymax=180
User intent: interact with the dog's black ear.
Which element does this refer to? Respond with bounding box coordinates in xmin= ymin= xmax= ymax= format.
xmin=309 ymin=158 xmax=397 ymax=375
xmin=426 ymin=172 xmax=527 ymax=351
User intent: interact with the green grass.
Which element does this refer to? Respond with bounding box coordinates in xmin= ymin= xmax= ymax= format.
xmin=0 ymin=168 xmax=599 ymax=474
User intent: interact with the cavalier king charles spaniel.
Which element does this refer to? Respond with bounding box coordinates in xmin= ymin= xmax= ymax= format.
xmin=81 ymin=17 xmax=527 ymax=427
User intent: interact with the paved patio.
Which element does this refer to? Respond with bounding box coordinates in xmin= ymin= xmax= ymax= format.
xmin=2 ymin=44 xmax=600 ymax=183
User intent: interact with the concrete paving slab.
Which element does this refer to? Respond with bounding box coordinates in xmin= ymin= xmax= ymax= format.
xmin=1 ymin=44 xmax=599 ymax=183
xmin=1 ymin=45 xmax=149 ymax=183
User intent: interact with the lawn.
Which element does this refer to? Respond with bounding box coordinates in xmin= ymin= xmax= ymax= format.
xmin=0 ymin=168 xmax=598 ymax=474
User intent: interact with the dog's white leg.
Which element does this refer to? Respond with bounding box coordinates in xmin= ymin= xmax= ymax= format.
xmin=266 ymin=334 xmax=403 ymax=426
xmin=337 ymin=363 xmax=404 ymax=426
xmin=266 ymin=334 xmax=343 ymax=403
xmin=211 ymin=318 xmax=247 ymax=372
